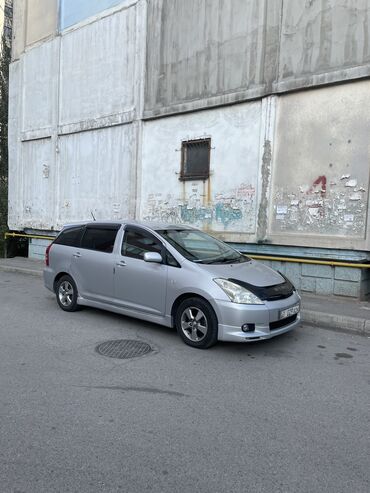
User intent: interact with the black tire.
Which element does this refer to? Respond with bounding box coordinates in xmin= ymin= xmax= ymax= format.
xmin=175 ymin=297 xmax=218 ymax=349
xmin=55 ymin=275 xmax=81 ymax=312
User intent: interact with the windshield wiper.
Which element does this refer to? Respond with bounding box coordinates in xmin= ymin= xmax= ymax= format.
xmin=198 ymin=255 xmax=243 ymax=264
xmin=216 ymin=257 xmax=242 ymax=264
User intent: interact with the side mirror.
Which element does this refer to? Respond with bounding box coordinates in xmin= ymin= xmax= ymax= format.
xmin=143 ymin=252 xmax=163 ymax=263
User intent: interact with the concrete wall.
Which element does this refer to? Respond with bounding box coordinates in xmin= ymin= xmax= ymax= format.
xmin=22 ymin=39 xmax=59 ymax=136
xmin=8 ymin=0 xmax=370 ymax=256
xmin=11 ymin=0 xmax=26 ymax=60
xmin=59 ymin=6 xmax=137 ymax=131
xmin=277 ymin=0 xmax=370 ymax=91
xmin=8 ymin=60 xmax=21 ymax=229
xmin=270 ymin=81 xmax=370 ymax=248
xmin=21 ymin=138 xmax=54 ymax=229
xmin=145 ymin=0 xmax=370 ymax=117
xmin=140 ymin=101 xmax=263 ymax=236
xmin=57 ymin=125 xmax=135 ymax=226
xmin=25 ymin=0 xmax=57 ymax=46
xmin=12 ymin=0 xmax=58 ymax=60
xmin=144 ymin=0 xmax=280 ymax=117
xmin=28 ymin=238 xmax=50 ymax=260
xmin=260 ymin=259 xmax=370 ymax=300
xmin=8 ymin=0 xmax=143 ymax=231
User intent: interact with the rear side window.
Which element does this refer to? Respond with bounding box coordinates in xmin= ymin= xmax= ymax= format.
xmin=81 ymin=227 xmax=119 ymax=253
xmin=122 ymin=228 xmax=163 ymax=260
xmin=54 ymin=226 xmax=85 ymax=247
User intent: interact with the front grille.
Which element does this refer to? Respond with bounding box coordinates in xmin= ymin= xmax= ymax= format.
xmin=229 ymin=278 xmax=294 ymax=302
xmin=270 ymin=314 xmax=297 ymax=331
xmin=263 ymin=283 xmax=294 ymax=301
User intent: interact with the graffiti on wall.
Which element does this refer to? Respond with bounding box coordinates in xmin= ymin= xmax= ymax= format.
xmin=142 ymin=183 xmax=256 ymax=232
xmin=272 ymin=174 xmax=367 ymax=236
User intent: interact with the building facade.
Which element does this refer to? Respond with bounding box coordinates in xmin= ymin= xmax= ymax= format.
xmin=8 ymin=0 xmax=370 ymax=298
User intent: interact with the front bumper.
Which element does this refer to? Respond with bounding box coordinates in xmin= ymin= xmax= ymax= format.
xmin=214 ymin=292 xmax=301 ymax=342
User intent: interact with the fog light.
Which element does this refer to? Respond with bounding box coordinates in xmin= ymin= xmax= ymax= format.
xmin=242 ymin=323 xmax=255 ymax=333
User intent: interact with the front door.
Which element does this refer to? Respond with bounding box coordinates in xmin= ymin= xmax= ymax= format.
xmin=113 ymin=226 xmax=168 ymax=316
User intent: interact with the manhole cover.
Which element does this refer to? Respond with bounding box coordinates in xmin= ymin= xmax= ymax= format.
xmin=95 ymin=339 xmax=152 ymax=359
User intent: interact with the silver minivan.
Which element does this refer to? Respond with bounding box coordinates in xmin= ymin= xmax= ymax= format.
xmin=44 ymin=221 xmax=301 ymax=349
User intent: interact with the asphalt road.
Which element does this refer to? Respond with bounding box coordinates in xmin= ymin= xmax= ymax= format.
xmin=0 ymin=271 xmax=369 ymax=493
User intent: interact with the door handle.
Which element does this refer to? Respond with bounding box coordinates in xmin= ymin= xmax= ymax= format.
xmin=73 ymin=252 xmax=81 ymax=258
xmin=116 ymin=261 xmax=126 ymax=267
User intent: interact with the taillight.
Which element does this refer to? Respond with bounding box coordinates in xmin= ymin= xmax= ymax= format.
xmin=45 ymin=243 xmax=52 ymax=266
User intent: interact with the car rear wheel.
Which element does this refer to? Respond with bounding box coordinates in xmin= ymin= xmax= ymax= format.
xmin=175 ymin=297 xmax=218 ymax=349
xmin=56 ymin=275 xmax=81 ymax=312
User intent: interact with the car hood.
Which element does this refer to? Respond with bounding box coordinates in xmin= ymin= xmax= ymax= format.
xmin=197 ymin=259 xmax=284 ymax=287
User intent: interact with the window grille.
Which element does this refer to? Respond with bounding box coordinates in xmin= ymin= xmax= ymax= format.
xmin=180 ymin=138 xmax=211 ymax=181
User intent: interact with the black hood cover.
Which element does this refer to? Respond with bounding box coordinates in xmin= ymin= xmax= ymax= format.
xmin=229 ymin=275 xmax=294 ymax=302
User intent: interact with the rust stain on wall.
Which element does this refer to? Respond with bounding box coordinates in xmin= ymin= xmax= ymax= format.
xmin=257 ymin=139 xmax=272 ymax=241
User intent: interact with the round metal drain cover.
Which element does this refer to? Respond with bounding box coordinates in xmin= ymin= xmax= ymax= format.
xmin=96 ymin=339 xmax=152 ymax=359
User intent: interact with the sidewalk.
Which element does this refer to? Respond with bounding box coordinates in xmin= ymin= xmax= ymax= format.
xmin=1 ymin=256 xmax=369 ymax=337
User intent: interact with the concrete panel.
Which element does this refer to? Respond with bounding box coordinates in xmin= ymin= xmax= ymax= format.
xmin=57 ymin=125 xmax=134 ymax=228
xmin=334 ymin=280 xmax=360 ymax=298
xmin=316 ymin=278 xmax=334 ymax=296
xmin=144 ymin=0 xmax=277 ymax=116
xmin=8 ymin=61 xmax=22 ymax=230
xmin=279 ymin=0 xmax=370 ymax=84
xmin=285 ymin=262 xmax=302 ymax=290
xmin=25 ymin=0 xmax=57 ymax=46
xmin=335 ymin=267 xmax=362 ymax=282
xmin=29 ymin=238 xmax=51 ymax=260
xmin=60 ymin=0 xmax=125 ymax=30
xmin=302 ymin=264 xmax=333 ymax=279
xmin=301 ymin=277 xmax=316 ymax=292
xmin=21 ymin=138 xmax=55 ymax=229
xmin=270 ymin=80 xmax=370 ymax=239
xmin=140 ymin=102 xmax=261 ymax=235
xmin=59 ymin=6 xmax=136 ymax=127
xmin=12 ymin=0 xmax=26 ymax=60
xmin=22 ymin=39 xmax=58 ymax=134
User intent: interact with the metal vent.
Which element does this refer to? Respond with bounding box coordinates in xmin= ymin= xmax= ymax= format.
xmin=95 ymin=340 xmax=152 ymax=359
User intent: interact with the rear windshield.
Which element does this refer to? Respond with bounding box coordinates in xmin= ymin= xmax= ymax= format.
xmin=157 ymin=229 xmax=249 ymax=265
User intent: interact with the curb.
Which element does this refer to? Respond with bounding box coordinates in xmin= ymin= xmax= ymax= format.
xmin=0 ymin=265 xmax=43 ymax=277
xmin=301 ymin=309 xmax=370 ymax=337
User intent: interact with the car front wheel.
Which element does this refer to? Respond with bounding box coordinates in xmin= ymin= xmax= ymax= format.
xmin=56 ymin=275 xmax=80 ymax=312
xmin=175 ymin=297 xmax=218 ymax=349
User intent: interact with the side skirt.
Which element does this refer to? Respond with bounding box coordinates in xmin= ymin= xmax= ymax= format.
xmin=77 ymin=296 xmax=173 ymax=328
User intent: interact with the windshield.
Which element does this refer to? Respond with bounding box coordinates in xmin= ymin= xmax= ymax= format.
xmin=157 ymin=229 xmax=250 ymax=264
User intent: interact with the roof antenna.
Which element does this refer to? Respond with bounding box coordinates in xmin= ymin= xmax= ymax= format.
xmin=91 ymin=211 xmax=96 ymax=221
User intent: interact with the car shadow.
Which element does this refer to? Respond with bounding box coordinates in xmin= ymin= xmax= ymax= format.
xmin=46 ymin=295 xmax=303 ymax=355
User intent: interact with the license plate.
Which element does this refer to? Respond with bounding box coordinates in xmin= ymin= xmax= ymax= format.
xmin=280 ymin=303 xmax=300 ymax=320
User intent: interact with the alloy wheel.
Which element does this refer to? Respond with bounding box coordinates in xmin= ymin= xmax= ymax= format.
xmin=180 ymin=307 xmax=208 ymax=342
xmin=58 ymin=280 xmax=74 ymax=307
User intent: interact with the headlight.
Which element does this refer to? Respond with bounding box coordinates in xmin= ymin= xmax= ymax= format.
xmin=214 ymin=278 xmax=263 ymax=305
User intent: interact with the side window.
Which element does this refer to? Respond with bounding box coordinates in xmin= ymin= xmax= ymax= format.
xmin=122 ymin=228 xmax=163 ymax=260
xmin=81 ymin=227 xmax=118 ymax=253
xmin=166 ymin=250 xmax=180 ymax=268
xmin=54 ymin=226 xmax=85 ymax=247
